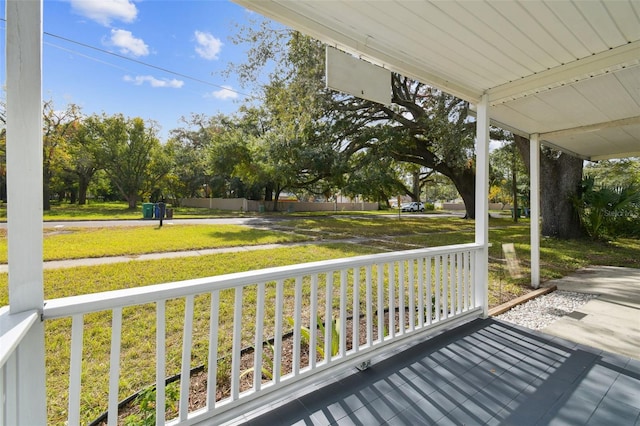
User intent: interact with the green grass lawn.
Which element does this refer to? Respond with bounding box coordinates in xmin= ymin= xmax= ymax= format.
xmin=0 ymin=200 xmax=263 ymax=221
xmin=0 ymin=224 xmax=309 ymax=262
xmin=1 ymin=213 xmax=639 ymax=425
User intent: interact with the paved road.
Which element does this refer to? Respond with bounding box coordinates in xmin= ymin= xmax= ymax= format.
xmin=0 ymin=212 xmax=465 ymax=229
xmin=0 ymin=217 xmax=286 ymax=229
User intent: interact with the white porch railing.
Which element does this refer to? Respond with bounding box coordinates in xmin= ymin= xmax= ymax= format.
xmin=2 ymin=243 xmax=484 ymax=425
xmin=0 ymin=307 xmax=41 ymax=425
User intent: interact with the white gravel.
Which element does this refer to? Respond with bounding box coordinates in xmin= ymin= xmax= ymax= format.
xmin=496 ymin=290 xmax=598 ymax=330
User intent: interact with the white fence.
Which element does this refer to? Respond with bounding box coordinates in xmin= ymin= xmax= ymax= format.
xmin=2 ymin=243 xmax=484 ymax=425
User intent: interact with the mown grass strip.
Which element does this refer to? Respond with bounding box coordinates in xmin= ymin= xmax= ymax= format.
xmin=0 ymin=225 xmax=310 ymax=263
xmin=0 ymin=201 xmax=267 ymax=221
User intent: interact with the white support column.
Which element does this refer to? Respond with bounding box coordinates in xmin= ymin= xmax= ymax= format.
xmin=530 ymin=134 xmax=541 ymax=288
xmin=6 ymin=0 xmax=47 ymax=424
xmin=474 ymin=94 xmax=490 ymax=317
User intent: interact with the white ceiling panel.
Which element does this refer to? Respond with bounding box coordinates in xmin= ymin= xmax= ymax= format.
xmin=546 ymin=1 xmax=610 ymax=53
xmin=233 ymin=0 xmax=640 ymax=160
xmin=616 ymin=66 xmax=640 ymax=106
xmin=574 ymin=72 xmax=640 ymax=121
xmin=490 ymin=1 xmax=574 ymax=65
xmin=536 ymin=86 xmax=607 ymax=127
xmin=574 ymin=1 xmax=628 ymax=47
xmin=605 ymin=1 xmax=640 ymax=41
xmin=491 ymin=93 xmax=590 ymax=136
xmin=519 ymin=2 xmax=592 ymax=59
xmin=463 ymin=1 xmax=553 ymax=72
xmin=435 ymin=1 xmax=543 ymax=77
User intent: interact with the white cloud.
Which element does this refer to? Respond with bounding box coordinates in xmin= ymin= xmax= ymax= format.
xmin=209 ymin=86 xmax=239 ymax=100
xmin=109 ymin=29 xmax=149 ymax=57
xmin=194 ymin=31 xmax=223 ymax=60
xmin=124 ymin=75 xmax=184 ymax=88
xmin=70 ymin=0 xmax=137 ymax=26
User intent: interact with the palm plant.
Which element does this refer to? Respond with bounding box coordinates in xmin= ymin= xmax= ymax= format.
xmin=573 ymin=176 xmax=640 ymax=239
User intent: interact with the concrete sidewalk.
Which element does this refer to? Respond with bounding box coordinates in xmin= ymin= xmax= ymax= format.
xmin=542 ymin=266 xmax=640 ymax=360
xmin=0 ymin=239 xmax=365 ymax=273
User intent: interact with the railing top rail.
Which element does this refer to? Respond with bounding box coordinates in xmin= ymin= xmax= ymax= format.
xmin=0 ymin=307 xmax=40 ymax=368
xmin=43 ymin=243 xmax=482 ymax=319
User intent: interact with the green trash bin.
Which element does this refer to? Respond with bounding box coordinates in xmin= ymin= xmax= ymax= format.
xmin=258 ymin=204 xmax=265 ymax=213
xmin=142 ymin=203 xmax=154 ymax=219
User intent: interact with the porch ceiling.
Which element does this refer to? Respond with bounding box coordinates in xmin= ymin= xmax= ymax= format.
xmin=232 ymin=0 xmax=640 ymax=161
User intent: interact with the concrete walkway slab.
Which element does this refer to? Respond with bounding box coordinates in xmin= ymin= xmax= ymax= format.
xmin=542 ymin=266 xmax=640 ymax=360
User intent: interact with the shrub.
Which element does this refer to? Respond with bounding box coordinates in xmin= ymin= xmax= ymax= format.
xmin=573 ymin=176 xmax=640 ymax=240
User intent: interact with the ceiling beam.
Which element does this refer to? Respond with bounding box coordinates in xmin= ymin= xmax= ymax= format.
xmin=540 ymin=115 xmax=640 ymax=140
xmin=487 ymin=41 xmax=640 ymax=106
xmin=590 ymin=151 xmax=640 ymax=161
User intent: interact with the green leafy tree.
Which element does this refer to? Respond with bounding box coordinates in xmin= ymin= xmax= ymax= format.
xmin=42 ymin=101 xmax=82 ymax=210
xmin=229 ymin=23 xmax=487 ymax=218
xmin=208 ymin=113 xmax=255 ymax=198
xmin=167 ymin=114 xmax=221 ymax=200
xmin=583 ymin=159 xmax=640 ymax=188
xmin=341 ymin=152 xmax=406 ymax=206
xmin=64 ymin=120 xmax=100 ymax=205
xmin=338 ymin=81 xmax=478 ymax=217
xmin=143 ymin=142 xmax=173 ymax=202
xmin=255 ymin=40 xmax=342 ymax=209
xmin=491 ymin=140 xmax=529 ymax=220
xmin=86 ymin=114 xmax=163 ymax=209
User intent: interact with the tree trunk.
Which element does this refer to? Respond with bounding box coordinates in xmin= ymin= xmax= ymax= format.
xmin=412 ymin=171 xmax=421 ymax=202
xmin=78 ymin=175 xmax=89 ymax=205
xmin=514 ymin=135 xmax=584 ymax=239
xmin=448 ymin=167 xmax=476 ymax=219
xmin=127 ymin=194 xmax=137 ymax=209
xmin=43 ymin=182 xmax=51 ymax=211
xmin=264 ymin=183 xmax=273 ymax=202
xmin=272 ymin=184 xmax=282 ymax=212
xmin=512 ymin=151 xmax=518 ymax=223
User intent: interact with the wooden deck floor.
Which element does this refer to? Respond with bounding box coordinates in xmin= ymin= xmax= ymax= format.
xmin=229 ymin=318 xmax=640 ymax=425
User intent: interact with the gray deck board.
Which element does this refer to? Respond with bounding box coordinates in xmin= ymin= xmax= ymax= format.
xmin=239 ymin=319 xmax=640 ymax=426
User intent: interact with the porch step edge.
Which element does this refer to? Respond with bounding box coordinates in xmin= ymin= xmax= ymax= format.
xmin=488 ymin=285 xmax=557 ymax=317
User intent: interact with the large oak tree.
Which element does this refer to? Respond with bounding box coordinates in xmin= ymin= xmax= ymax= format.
xmin=230 ymin=24 xmax=482 ymax=217
xmin=514 ymin=135 xmax=583 ymax=238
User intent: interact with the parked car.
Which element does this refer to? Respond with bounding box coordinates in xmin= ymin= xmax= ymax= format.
xmin=400 ymin=202 xmax=425 ymax=212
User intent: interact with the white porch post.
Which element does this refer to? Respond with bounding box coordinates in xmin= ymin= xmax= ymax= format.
xmin=530 ymin=134 xmax=541 ymax=288
xmin=474 ymin=94 xmax=490 ymax=317
xmin=6 ymin=0 xmax=47 ymax=424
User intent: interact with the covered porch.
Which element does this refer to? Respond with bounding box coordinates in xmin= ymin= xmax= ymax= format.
xmin=2 ymin=0 xmax=640 ymax=425
xmin=231 ymin=265 xmax=640 ymax=425
xmin=235 ymin=318 xmax=640 ymax=426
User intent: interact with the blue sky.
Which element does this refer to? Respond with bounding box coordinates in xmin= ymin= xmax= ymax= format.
xmin=1 ymin=0 xmax=266 ymax=139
